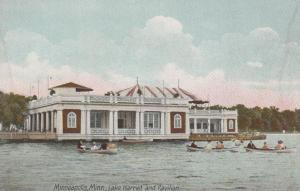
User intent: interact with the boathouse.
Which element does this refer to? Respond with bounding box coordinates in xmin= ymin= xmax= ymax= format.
xmin=24 ymin=82 xmax=238 ymax=140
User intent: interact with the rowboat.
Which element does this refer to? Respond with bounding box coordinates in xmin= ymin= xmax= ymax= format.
xmin=77 ymin=148 xmax=117 ymax=154
xmin=186 ymin=145 xmax=237 ymax=152
xmin=245 ymin=147 xmax=296 ymax=153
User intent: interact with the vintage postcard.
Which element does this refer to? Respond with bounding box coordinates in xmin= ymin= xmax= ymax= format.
xmin=0 ymin=1 xmax=299 ymax=191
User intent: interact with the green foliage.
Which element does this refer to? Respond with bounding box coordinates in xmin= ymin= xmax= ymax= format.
xmin=0 ymin=91 xmax=29 ymax=130
xmin=210 ymin=104 xmax=299 ymax=132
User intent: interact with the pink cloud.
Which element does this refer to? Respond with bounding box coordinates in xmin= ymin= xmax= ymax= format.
xmin=158 ymin=63 xmax=300 ymax=110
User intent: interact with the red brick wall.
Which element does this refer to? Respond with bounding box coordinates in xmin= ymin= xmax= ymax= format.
xmin=170 ymin=112 xmax=186 ymax=133
xmin=63 ymin=109 xmax=81 ymax=133
xmin=227 ymin=119 xmax=236 ymax=132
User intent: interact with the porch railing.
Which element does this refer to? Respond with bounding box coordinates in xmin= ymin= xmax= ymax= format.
xmin=144 ymin=128 xmax=161 ymax=135
xmin=29 ymin=95 xmax=189 ymax=109
xmin=90 ymin=128 xmax=109 ymax=134
xmin=118 ymin=128 xmax=136 ymax=135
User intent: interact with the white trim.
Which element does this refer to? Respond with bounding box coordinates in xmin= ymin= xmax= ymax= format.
xmin=67 ymin=112 xmax=77 ymax=129
xmin=174 ymin=114 xmax=182 ymax=129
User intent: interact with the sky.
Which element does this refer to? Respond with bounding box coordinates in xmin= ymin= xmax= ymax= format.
xmin=0 ymin=0 xmax=300 ymax=109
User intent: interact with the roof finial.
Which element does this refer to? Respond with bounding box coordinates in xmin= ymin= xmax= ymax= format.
xmin=137 ymin=76 xmax=139 ymax=85
xmin=177 ymin=79 xmax=180 ymax=88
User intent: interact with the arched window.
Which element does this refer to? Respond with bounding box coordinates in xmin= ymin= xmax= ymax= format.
xmin=67 ymin=112 xmax=76 ymax=128
xmin=174 ymin=114 xmax=182 ymax=128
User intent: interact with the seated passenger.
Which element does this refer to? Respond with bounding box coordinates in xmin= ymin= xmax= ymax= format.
xmin=190 ymin=141 xmax=198 ymax=148
xmin=215 ymin=141 xmax=222 ymax=149
xmin=205 ymin=140 xmax=213 ymax=150
xmin=262 ymin=142 xmax=269 ymax=150
xmin=247 ymin=141 xmax=256 ymax=149
xmin=91 ymin=141 xmax=98 ymax=150
xmin=100 ymin=143 xmax=108 ymax=150
xmin=219 ymin=141 xmax=225 ymax=149
xmin=275 ymin=140 xmax=285 ymax=150
xmin=234 ymin=139 xmax=242 ymax=146
xmin=77 ymin=140 xmax=85 ymax=150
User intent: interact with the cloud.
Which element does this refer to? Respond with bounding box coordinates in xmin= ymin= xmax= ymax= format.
xmin=121 ymin=16 xmax=204 ymax=76
xmin=1 ymin=16 xmax=300 ymax=109
xmin=158 ymin=63 xmax=300 ymax=109
xmin=246 ymin=61 xmax=263 ymax=68
xmin=0 ymin=52 xmax=134 ymax=96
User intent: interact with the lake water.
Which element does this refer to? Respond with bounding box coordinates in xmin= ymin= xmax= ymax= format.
xmin=0 ymin=134 xmax=299 ymax=191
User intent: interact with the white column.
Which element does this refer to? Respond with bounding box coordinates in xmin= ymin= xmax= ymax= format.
xmin=45 ymin=112 xmax=49 ymax=132
xmin=185 ymin=114 xmax=190 ymax=135
xmin=223 ymin=119 xmax=227 ymax=133
xmin=135 ymin=111 xmax=140 ymax=135
xmin=86 ymin=110 xmax=91 ymax=135
xmin=51 ymin=111 xmax=54 ymax=133
xmin=80 ymin=110 xmax=87 ymax=135
xmin=109 ymin=110 xmax=114 ymax=135
xmin=56 ymin=110 xmax=63 ymax=135
xmin=166 ymin=112 xmax=171 ymax=135
xmin=140 ymin=111 xmax=144 ymax=135
xmin=208 ymin=118 xmax=211 ymax=133
xmin=221 ymin=119 xmax=224 ymax=133
xmin=32 ymin=114 xmax=35 ymax=131
xmin=40 ymin=112 xmax=44 ymax=132
xmin=28 ymin=115 xmax=31 ymax=131
xmin=36 ymin=113 xmax=40 ymax=132
xmin=160 ymin=112 xmax=165 ymax=135
xmin=113 ymin=111 xmax=118 ymax=135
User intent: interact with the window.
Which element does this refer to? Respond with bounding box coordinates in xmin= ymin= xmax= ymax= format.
xmin=174 ymin=114 xmax=181 ymax=129
xmin=118 ymin=111 xmax=135 ymax=129
xmin=196 ymin=119 xmax=202 ymax=129
xmin=228 ymin=120 xmax=234 ymax=129
xmin=90 ymin=111 xmax=102 ymax=128
xmin=189 ymin=118 xmax=194 ymax=129
xmin=203 ymin=123 xmax=208 ymax=130
xmin=144 ymin=112 xmax=161 ymax=129
xmin=67 ymin=112 xmax=76 ymax=128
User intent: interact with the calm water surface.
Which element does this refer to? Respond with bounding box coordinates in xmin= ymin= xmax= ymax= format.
xmin=0 ymin=134 xmax=300 ymax=191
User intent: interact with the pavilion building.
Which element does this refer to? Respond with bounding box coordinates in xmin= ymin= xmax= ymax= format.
xmin=25 ymin=82 xmax=238 ymax=140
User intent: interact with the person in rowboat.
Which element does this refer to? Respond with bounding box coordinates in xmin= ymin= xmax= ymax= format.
xmin=219 ymin=141 xmax=225 ymax=149
xmin=205 ymin=140 xmax=213 ymax=150
xmin=91 ymin=141 xmax=98 ymax=150
xmin=216 ymin=141 xmax=224 ymax=149
xmin=247 ymin=140 xmax=256 ymax=149
xmin=77 ymin=140 xmax=86 ymax=150
xmin=275 ymin=140 xmax=285 ymax=150
xmin=190 ymin=141 xmax=198 ymax=148
xmin=261 ymin=142 xmax=269 ymax=150
xmin=100 ymin=143 xmax=108 ymax=150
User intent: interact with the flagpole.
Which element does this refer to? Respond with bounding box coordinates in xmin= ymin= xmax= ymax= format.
xmin=47 ymin=75 xmax=49 ymax=90
xmin=37 ymin=80 xmax=40 ymax=98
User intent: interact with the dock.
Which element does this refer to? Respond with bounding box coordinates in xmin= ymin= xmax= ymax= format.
xmin=189 ymin=133 xmax=267 ymax=141
xmin=0 ymin=132 xmax=56 ymax=141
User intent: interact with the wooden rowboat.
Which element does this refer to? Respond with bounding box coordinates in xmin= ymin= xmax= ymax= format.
xmin=77 ymin=148 xmax=117 ymax=154
xmin=186 ymin=145 xmax=237 ymax=152
xmin=245 ymin=147 xmax=296 ymax=153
